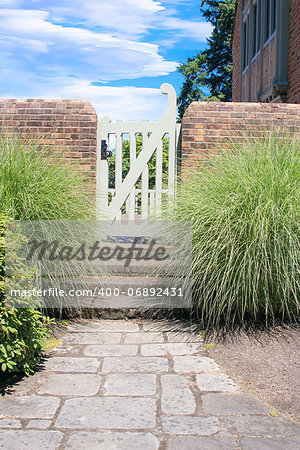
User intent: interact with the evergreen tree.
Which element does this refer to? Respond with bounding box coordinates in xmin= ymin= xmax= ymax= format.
xmin=178 ymin=0 xmax=236 ymax=119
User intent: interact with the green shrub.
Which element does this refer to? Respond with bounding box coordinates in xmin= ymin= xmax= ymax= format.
xmin=168 ymin=132 xmax=300 ymax=328
xmin=0 ymin=306 xmax=52 ymax=376
xmin=0 ymin=215 xmax=53 ymax=375
xmin=0 ymin=132 xmax=92 ymax=219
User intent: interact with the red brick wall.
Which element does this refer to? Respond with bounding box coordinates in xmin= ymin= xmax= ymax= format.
xmin=287 ymin=0 xmax=300 ymax=103
xmin=0 ymin=99 xmax=98 ymax=186
xmin=232 ymin=0 xmax=241 ymax=102
xmin=181 ymin=101 xmax=300 ymax=168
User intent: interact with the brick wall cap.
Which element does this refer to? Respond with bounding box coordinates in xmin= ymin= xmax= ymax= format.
xmin=184 ymin=101 xmax=300 ymax=117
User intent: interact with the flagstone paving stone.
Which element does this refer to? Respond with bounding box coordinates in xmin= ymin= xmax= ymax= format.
xmin=0 ymin=395 xmax=60 ymax=419
xmin=141 ymin=342 xmax=200 ymax=356
xmin=26 ymin=419 xmax=52 ymax=429
xmin=162 ymin=416 xmax=221 ymax=435
xmin=202 ymin=393 xmax=271 ymax=415
xmin=102 ymin=356 xmax=169 ymax=373
xmin=44 ymin=356 xmax=100 ymax=373
xmin=124 ymin=332 xmax=164 ymax=343
xmin=0 ymin=419 xmax=22 ymax=428
xmin=0 ymin=430 xmax=63 ymax=449
xmin=65 ymin=431 xmax=160 ymax=450
xmin=83 ymin=343 xmax=138 ymax=357
xmin=1 ymin=319 xmax=300 ymax=449
xmin=223 ymin=414 xmax=300 ymax=437
xmin=196 ymin=372 xmax=239 ymax=392
xmin=55 ymin=397 xmax=157 ymax=429
xmin=166 ymin=436 xmax=238 ymax=449
xmin=239 ymin=437 xmax=300 ymax=449
xmin=64 ymin=332 xmax=122 ymax=344
xmin=161 ymin=374 xmax=196 ymax=415
xmin=49 ymin=345 xmax=84 ymax=357
xmin=104 ymin=373 xmax=157 ymax=396
xmin=37 ymin=373 xmax=102 ymax=396
xmin=173 ymin=355 xmax=220 ymax=373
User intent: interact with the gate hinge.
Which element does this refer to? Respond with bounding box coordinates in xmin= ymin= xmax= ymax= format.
xmin=101 ymin=140 xmax=113 ymax=160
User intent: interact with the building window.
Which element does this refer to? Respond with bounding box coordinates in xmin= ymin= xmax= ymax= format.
xmin=265 ymin=0 xmax=270 ymax=41
xmin=265 ymin=0 xmax=277 ymax=43
xmin=243 ymin=16 xmax=249 ymax=69
xmin=253 ymin=2 xmax=257 ymax=56
xmin=253 ymin=0 xmax=261 ymax=57
xmin=271 ymin=0 xmax=277 ymax=34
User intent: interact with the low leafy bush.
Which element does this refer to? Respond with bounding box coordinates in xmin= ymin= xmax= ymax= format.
xmin=168 ymin=132 xmax=300 ymax=328
xmin=0 ymin=215 xmax=53 ymax=375
xmin=0 ymin=306 xmax=52 ymax=376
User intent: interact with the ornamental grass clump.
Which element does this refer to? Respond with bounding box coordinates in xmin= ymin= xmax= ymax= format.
xmin=0 ymin=132 xmax=93 ymax=375
xmin=0 ymin=132 xmax=92 ymax=220
xmin=169 ymin=131 xmax=299 ymax=328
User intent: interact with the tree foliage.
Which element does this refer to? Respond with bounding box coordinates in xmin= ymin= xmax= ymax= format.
xmin=108 ymin=135 xmax=169 ymax=190
xmin=178 ymin=0 xmax=236 ymax=119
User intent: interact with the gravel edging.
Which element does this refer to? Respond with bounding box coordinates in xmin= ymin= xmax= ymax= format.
xmin=209 ymin=325 xmax=300 ymax=424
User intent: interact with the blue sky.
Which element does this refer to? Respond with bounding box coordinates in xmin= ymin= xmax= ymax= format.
xmin=0 ymin=1 xmax=212 ymax=120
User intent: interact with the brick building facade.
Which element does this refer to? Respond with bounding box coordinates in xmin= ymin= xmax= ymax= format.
xmin=232 ymin=0 xmax=300 ymax=103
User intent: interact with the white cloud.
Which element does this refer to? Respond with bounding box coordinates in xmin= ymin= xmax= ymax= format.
xmin=1 ymin=1 xmax=211 ymax=42
xmin=0 ymin=0 xmax=20 ymax=5
xmin=0 ymin=70 xmax=169 ymax=121
xmin=0 ymin=1 xmax=212 ymax=120
xmin=0 ymin=9 xmax=152 ymax=52
xmin=0 ymin=9 xmax=178 ymax=80
xmin=61 ymin=80 xmax=169 ymax=121
xmin=0 ymin=35 xmax=48 ymax=53
xmin=49 ymin=0 xmax=212 ymax=42
xmin=2 ymin=1 xmax=165 ymax=39
xmin=160 ymin=17 xmax=213 ymax=40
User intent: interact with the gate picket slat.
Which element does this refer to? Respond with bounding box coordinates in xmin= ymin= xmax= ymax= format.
xmin=128 ymin=133 xmax=136 ymax=220
xmin=155 ymin=139 xmax=163 ymax=216
xmin=115 ymin=133 xmax=122 ymax=189
xmin=115 ymin=133 xmax=122 ymax=220
xmin=125 ymin=197 xmax=130 ymax=215
xmin=149 ymin=190 xmax=155 ymax=216
xmin=130 ymin=133 xmax=136 ymax=161
xmin=141 ymin=166 xmax=149 ymax=219
xmin=141 ymin=132 xmax=149 ymax=219
xmin=128 ymin=187 xmax=135 ymax=220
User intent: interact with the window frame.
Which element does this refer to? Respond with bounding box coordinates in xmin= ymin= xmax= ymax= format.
xmin=242 ymin=6 xmax=250 ymax=72
xmin=252 ymin=0 xmax=261 ymax=59
xmin=264 ymin=0 xmax=277 ymax=45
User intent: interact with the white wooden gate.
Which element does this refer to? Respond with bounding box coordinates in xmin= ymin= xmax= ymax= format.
xmin=96 ymin=83 xmax=180 ymax=221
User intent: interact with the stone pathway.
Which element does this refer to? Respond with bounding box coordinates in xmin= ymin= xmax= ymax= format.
xmin=0 ymin=319 xmax=300 ymax=449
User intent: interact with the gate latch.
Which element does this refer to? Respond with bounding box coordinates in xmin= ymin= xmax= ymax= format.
xmin=101 ymin=140 xmax=113 ymax=160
